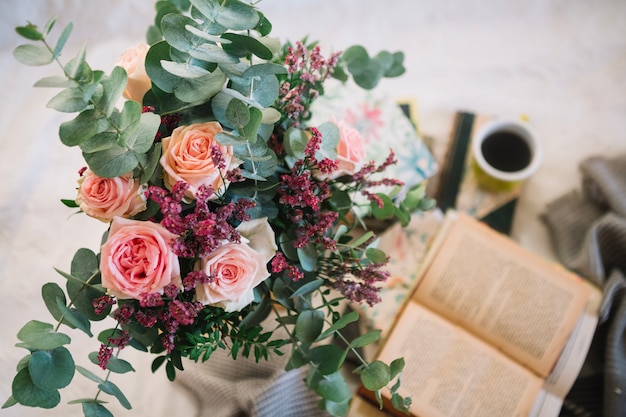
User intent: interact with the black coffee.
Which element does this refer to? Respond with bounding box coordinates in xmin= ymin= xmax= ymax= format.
xmin=480 ymin=131 xmax=532 ymax=172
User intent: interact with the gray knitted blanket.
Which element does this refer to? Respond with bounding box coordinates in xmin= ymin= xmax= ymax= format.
xmin=543 ymin=154 xmax=626 ymax=417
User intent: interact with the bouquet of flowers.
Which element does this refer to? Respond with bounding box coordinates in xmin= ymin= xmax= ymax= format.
xmin=5 ymin=1 xmax=434 ymax=416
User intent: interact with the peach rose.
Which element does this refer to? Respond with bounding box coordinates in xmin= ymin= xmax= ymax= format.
xmin=100 ymin=217 xmax=181 ymax=300
xmin=317 ymin=119 xmax=366 ymax=180
xmin=196 ymin=217 xmax=277 ymax=312
xmin=76 ymin=170 xmax=147 ymax=222
xmin=116 ymin=42 xmax=151 ymax=103
xmin=160 ymin=121 xmax=241 ymax=200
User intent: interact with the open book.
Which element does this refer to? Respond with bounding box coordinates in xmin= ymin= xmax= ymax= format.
xmin=358 ymin=210 xmax=601 ymax=417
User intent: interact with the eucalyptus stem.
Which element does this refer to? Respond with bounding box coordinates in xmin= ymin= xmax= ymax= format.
xmin=54 ymin=270 xmax=102 ymax=332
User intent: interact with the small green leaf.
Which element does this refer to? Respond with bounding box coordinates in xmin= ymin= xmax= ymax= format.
xmin=65 ymin=45 xmax=86 ymax=79
xmin=221 ymin=33 xmax=273 ymax=60
xmin=99 ymin=66 xmax=127 ymax=117
xmin=295 ymin=309 xmax=324 ymax=345
xmin=370 ymin=193 xmax=395 ymax=220
xmin=315 ymin=371 xmax=352 ymax=403
xmin=47 ymin=87 xmax=88 ymax=112
xmin=29 ymin=347 xmax=75 ymax=391
xmin=317 ymin=310 xmax=359 ymax=341
xmin=56 ymin=299 xmax=93 ymax=337
xmin=191 ymin=0 xmax=260 ymax=30
xmin=15 ymin=25 xmax=44 ymax=41
xmin=13 ymin=44 xmax=53 ymax=66
xmin=360 ymin=360 xmax=391 ymax=391
xmin=41 ymin=282 xmax=69 ymax=324
xmin=98 ymin=380 xmax=132 ymax=410
xmin=53 ymin=23 xmax=73 ymax=59
xmin=84 ymin=146 xmax=139 ymax=178
xmin=290 ymin=279 xmax=324 ymax=299
xmin=75 ymin=365 xmax=104 ymax=384
xmin=59 ymin=109 xmax=110 ymax=147
xmin=43 ymin=16 xmax=57 ymax=36
xmin=242 ymin=63 xmax=287 ymax=78
xmin=324 ymin=398 xmax=351 ymax=417
xmin=226 ymin=98 xmax=250 ymax=128
xmin=389 ymin=357 xmax=405 ymax=380
xmin=1 ymin=395 xmax=17 ymax=409
xmin=82 ymin=402 xmax=114 ymax=417
xmin=16 ymin=320 xmax=71 ymax=350
xmin=309 ymin=345 xmax=347 ymax=376
xmin=297 ymin=243 xmax=318 ymax=272
xmin=365 ymin=248 xmax=388 ymax=265
xmin=350 ymin=329 xmax=382 ymax=348
xmin=352 ymin=231 xmax=374 ymax=248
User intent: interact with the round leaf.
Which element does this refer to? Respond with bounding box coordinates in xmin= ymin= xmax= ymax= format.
xmin=295 ymin=309 xmax=324 ymax=345
xmin=12 ymin=368 xmax=60 ymax=409
xmin=360 ymin=360 xmax=391 ymax=391
xmin=82 ymin=402 xmax=114 ymax=417
xmin=17 ymin=320 xmax=71 ymax=350
xmin=29 ymin=347 xmax=75 ymax=391
xmin=315 ymin=371 xmax=351 ymax=403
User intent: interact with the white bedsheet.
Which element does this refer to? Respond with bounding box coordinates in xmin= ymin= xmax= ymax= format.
xmin=1 ymin=1 xmax=625 ymax=416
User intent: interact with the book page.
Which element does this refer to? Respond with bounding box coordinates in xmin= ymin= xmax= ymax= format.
xmin=375 ymin=302 xmax=543 ymax=417
xmin=413 ymin=212 xmax=592 ymax=377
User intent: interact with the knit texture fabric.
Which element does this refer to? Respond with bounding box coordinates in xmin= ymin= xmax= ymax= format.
xmin=174 ymin=322 xmax=329 ymax=417
xmin=543 ymin=154 xmax=626 ymax=417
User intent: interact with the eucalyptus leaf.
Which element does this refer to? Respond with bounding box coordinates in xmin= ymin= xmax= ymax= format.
xmin=290 ymin=279 xmax=324 ymax=299
xmin=370 ymin=193 xmax=395 ymax=220
xmin=123 ymin=112 xmax=160 ymax=153
xmin=191 ymin=0 xmax=260 ymax=31
xmin=315 ymin=371 xmax=351 ymax=403
xmin=11 ymin=368 xmax=60 ymax=409
xmin=221 ymin=33 xmax=272 ymax=60
xmin=161 ymin=60 xmax=212 ymax=78
xmin=56 ymin=299 xmax=93 ymax=337
xmin=29 ymin=347 xmax=75 ymax=391
xmin=1 ymin=395 xmax=17 ymax=409
xmin=34 ymin=76 xmax=77 ymax=88
xmin=82 ymin=402 xmax=114 ymax=417
xmin=41 ymin=282 xmax=70 ymax=324
xmin=173 ymin=69 xmax=226 ymax=103
xmin=185 ymin=24 xmax=230 ymax=44
xmin=47 ymin=87 xmax=88 ymax=112
xmin=359 ymin=360 xmax=391 ymax=391
xmin=53 ymin=23 xmax=73 ymax=59
xmin=65 ymin=45 xmax=86 ymax=79
xmin=75 ymin=365 xmax=104 ymax=384
xmin=161 ymin=14 xmax=200 ymax=53
xmin=317 ymin=310 xmax=359 ymax=341
xmin=365 ymin=247 xmax=387 ymax=265
xmin=225 ymin=98 xmax=250 ymax=129
xmin=83 ymin=145 xmax=139 ymax=178
xmin=79 ymin=131 xmax=119 ymax=153
xmin=389 ymin=357 xmax=405 ymax=380
xmin=214 ymin=132 xmax=248 ymax=146
xmin=15 ymin=24 xmax=43 ymax=41
xmin=297 ymin=243 xmax=318 ymax=272
xmin=188 ymin=43 xmax=239 ymax=64
xmin=250 ymin=74 xmax=279 ymax=107
xmin=59 ymin=109 xmax=109 ymax=146
xmin=16 ymin=320 xmax=71 ymax=350
xmin=242 ymin=107 xmax=262 ymax=141
xmin=13 ymin=44 xmax=53 ymax=66
xmin=308 ymin=344 xmax=346 ymax=375
xmin=349 ymin=329 xmax=381 ymax=348
xmin=242 ymin=63 xmax=287 ymax=78
xmin=295 ymin=309 xmax=324 ymax=345
xmin=70 ymin=247 xmax=99 ymax=281
xmin=98 ymin=66 xmax=127 ymax=117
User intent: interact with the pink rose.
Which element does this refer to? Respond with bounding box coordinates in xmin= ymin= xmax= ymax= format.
xmin=196 ymin=217 xmax=277 ymax=312
xmin=160 ymin=121 xmax=241 ymax=200
xmin=76 ymin=169 xmax=147 ymax=222
xmin=116 ymin=42 xmax=151 ymax=103
xmin=100 ymin=217 xmax=181 ymax=300
xmin=317 ymin=119 xmax=367 ymax=180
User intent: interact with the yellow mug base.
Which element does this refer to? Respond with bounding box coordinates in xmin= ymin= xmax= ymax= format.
xmin=472 ymin=161 xmax=523 ymax=192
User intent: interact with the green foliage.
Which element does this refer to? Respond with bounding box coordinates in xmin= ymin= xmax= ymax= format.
xmin=9 ymin=1 xmax=424 ymax=416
